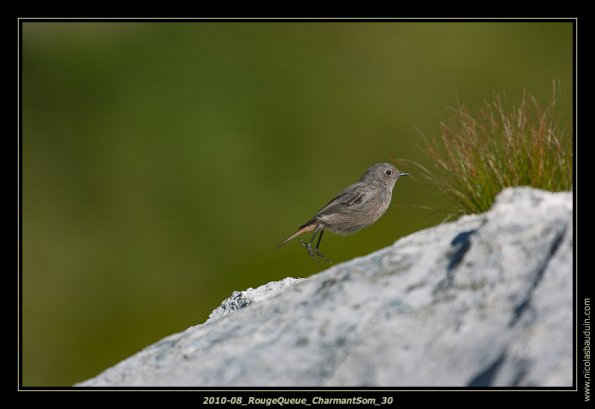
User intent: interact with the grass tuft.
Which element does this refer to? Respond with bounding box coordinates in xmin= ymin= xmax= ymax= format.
xmin=404 ymin=85 xmax=572 ymax=215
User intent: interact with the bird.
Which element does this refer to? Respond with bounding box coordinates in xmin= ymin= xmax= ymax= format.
xmin=277 ymin=163 xmax=409 ymax=262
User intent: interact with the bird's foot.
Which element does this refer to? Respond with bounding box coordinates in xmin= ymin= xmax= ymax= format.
xmin=314 ymin=248 xmax=332 ymax=264
xmin=299 ymin=238 xmax=319 ymax=262
xmin=298 ymin=238 xmax=332 ymax=264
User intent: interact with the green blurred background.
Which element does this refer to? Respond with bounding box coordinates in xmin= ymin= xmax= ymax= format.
xmin=22 ymin=21 xmax=572 ymax=386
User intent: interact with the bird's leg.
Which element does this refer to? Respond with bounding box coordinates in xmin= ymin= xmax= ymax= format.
xmin=313 ymin=230 xmax=332 ymax=264
xmin=298 ymin=238 xmax=318 ymax=262
xmin=299 ymin=225 xmax=321 ymax=262
xmin=297 ymin=225 xmax=332 ymax=263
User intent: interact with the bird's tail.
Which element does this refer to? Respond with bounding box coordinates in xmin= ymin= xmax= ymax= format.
xmin=276 ymin=223 xmax=317 ymax=248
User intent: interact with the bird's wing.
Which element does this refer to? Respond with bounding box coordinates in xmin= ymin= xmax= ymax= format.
xmin=311 ymin=183 xmax=366 ymax=219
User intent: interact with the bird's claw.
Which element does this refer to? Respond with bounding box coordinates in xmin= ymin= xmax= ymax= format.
xmin=314 ymin=249 xmax=332 ymax=264
xmin=298 ymin=238 xmax=332 ymax=264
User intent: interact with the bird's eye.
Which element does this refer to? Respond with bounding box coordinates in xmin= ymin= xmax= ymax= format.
xmin=385 ymin=169 xmax=393 ymax=176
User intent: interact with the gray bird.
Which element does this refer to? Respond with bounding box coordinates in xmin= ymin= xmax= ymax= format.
xmin=277 ymin=163 xmax=409 ymax=262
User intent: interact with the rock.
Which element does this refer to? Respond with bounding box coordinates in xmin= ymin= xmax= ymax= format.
xmin=78 ymin=187 xmax=572 ymax=387
xmin=205 ymin=277 xmax=302 ymax=324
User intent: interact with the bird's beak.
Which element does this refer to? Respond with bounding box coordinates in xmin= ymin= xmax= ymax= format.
xmin=398 ymin=172 xmax=410 ymax=177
